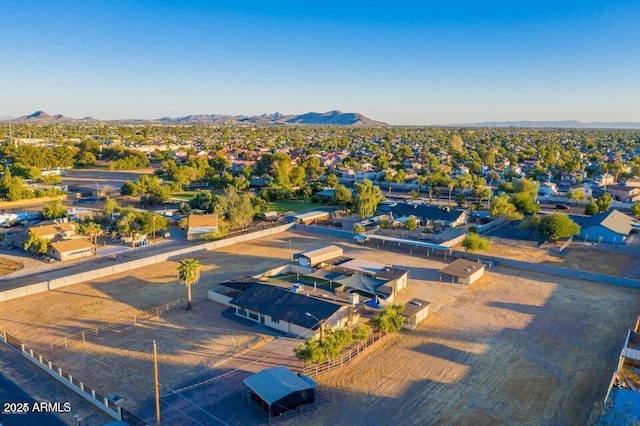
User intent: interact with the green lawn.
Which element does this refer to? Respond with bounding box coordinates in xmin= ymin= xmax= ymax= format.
xmin=170 ymin=191 xmax=198 ymax=201
xmin=267 ymin=200 xmax=323 ymax=213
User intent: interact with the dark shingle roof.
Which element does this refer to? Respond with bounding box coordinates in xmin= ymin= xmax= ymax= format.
xmin=383 ymin=203 xmax=467 ymax=222
xmin=229 ymin=284 xmax=345 ymax=329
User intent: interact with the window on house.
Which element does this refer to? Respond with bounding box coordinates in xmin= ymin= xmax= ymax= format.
xmin=271 ymin=317 xmax=280 ymax=324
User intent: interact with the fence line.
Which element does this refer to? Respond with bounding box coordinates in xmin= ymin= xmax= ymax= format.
xmin=49 ymin=300 xmax=182 ymax=352
xmin=0 ymin=329 xmax=145 ymax=423
xmin=301 ymin=331 xmax=387 ymax=376
xmin=0 ymin=223 xmax=294 ymax=303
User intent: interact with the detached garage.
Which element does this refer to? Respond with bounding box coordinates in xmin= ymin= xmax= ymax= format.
xmin=439 ymin=258 xmax=486 ymax=286
xmin=48 ymin=239 xmax=95 ymax=262
xmin=243 ymin=366 xmax=317 ymax=423
xmin=293 ymin=245 xmax=343 ymax=268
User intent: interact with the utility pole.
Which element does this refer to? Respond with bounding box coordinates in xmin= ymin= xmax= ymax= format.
xmin=153 ymin=340 xmax=161 ymax=426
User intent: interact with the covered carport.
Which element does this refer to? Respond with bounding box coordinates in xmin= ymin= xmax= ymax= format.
xmin=243 ymin=366 xmax=317 ymax=424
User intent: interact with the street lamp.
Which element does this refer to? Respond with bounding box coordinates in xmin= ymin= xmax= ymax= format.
xmin=305 ymin=312 xmax=324 ymax=343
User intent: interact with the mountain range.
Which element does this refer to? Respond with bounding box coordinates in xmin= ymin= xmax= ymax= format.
xmin=451 ymin=120 xmax=640 ymax=129
xmin=7 ymin=110 xmax=386 ymax=126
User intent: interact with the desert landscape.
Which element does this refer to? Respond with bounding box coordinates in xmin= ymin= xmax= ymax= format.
xmin=0 ymin=230 xmax=638 ymax=425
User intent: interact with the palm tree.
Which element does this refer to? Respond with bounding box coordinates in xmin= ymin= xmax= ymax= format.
xmin=177 ymin=258 xmax=200 ymax=310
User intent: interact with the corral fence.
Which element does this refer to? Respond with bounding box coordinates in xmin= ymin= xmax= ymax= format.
xmin=0 ymin=329 xmax=148 ymax=425
xmin=301 ymin=331 xmax=387 ymax=377
xmin=50 ymin=300 xmax=182 ymax=352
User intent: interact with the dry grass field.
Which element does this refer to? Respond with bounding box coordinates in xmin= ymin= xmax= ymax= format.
xmin=0 ymin=230 xmax=639 ymax=425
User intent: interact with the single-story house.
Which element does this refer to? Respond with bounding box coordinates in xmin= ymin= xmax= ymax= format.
xmin=186 ymin=214 xmax=219 ymax=240
xmin=439 ymin=258 xmax=486 ymax=286
xmin=294 ymin=245 xmax=343 ymax=268
xmin=47 ymin=239 xmax=95 ymax=261
xmin=569 ymin=210 xmax=635 ymax=244
xmin=28 ymin=222 xmax=75 ymax=241
xmin=380 ymin=202 xmax=469 ymax=228
xmin=401 ymin=299 xmax=431 ymax=330
xmin=243 ymin=366 xmax=316 ymax=417
xmin=228 ymin=284 xmax=355 ymax=339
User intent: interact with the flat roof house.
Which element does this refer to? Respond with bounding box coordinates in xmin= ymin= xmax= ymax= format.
xmin=229 ymin=284 xmax=355 ymax=339
xmin=439 ymin=258 xmax=486 ymax=286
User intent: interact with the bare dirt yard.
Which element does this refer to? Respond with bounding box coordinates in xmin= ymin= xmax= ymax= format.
xmin=0 ymin=230 xmax=639 ymax=425
xmin=464 ymin=241 xmax=640 ymax=277
xmin=0 ymin=255 xmax=22 ymax=275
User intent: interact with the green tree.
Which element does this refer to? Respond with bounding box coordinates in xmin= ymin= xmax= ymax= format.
xmin=104 ymin=198 xmax=120 ymax=216
xmin=326 ymin=173 xmax=339 ymax=188
xmin=219 ymin=186 xmax=254 ymax=230
xmin=24 ymin=231 xmax=48 ymax=254
xmin=454 ymin=193 xmax=466 ymax=207
xmin=462 ymin=233 xmax=489 ymax=252
xmin=177 ymin=258 xmax=200 ymax=310
xmin=404 ymin=216 xmax=418 ymax=231
xmin=190 ymin=191 xmax=220 ymax=213
xmin=353 ymin=223 xmax=365 ymax=234
xmin=596 ymin=192 xmax=613 ymax=212
xmin=352 ymin=324 xmax=371 ymax=341
xmin=371 ymin=305 xmax=405 ymax=333
xmin=41 ymin=199 xmax=67 ymax=220
xmin=538 ymin=213 xmax=580 ymax=241
xmin=584 ymin=199 xmax=598 ymax=216
xmin=120 ymin=181 xmax=137 ymax=196
xmin=333 ymin=184 xmax=352 ymax=208
xmin=631 ymin=202 xmax=640 ymax=219
xmin=489 ymin=194 xmax=523 ymax=220
xmin=354 ymin=179 xmax=384 ymax=219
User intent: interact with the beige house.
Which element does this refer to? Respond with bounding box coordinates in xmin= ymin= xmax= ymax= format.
xmin=47 ymin=239 xmax=95 ymax=261
xmin=439 ymin=258 xmax=486 ymax=286
xmin=28 ymin=222 xmax=75 ymax=241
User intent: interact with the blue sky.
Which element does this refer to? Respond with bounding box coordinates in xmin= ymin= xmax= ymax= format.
xmin=1 ymin=1 xmax=639 ymax=124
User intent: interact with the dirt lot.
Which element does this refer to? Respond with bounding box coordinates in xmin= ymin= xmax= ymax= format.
xmin=0 ymin=255 xmax=23 ymax=275
xmin=0 ymin=230 xmax=639 ymax=425
xmin=465 ymin=241 xmax=640 ymax=277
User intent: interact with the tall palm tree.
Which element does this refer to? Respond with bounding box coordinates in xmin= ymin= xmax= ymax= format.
xmin=177 ymin=258 xmax=200 ymax=310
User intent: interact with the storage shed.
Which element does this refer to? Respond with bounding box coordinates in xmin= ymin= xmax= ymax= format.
xmin=288 ymin=210 xmax=331 ymax=225
xmin=401 ymin=299 xmax=431 ymax=330
xmin=47 ymin=239 xmax=95 ymax=262
xmin=439 ymin=258 xmax=486 ymax=286
xmin=293 ymin=245 xmax=343 ymax=268
xmin=243 ymin=366 xmax=316 ymax=420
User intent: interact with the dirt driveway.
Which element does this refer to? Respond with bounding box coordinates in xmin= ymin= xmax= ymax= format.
xmin=0 ymin=230 xmax=638 ymax=425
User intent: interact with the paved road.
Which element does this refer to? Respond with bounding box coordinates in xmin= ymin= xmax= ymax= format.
xmin=0 ymin=370 xmax=66 ymax=426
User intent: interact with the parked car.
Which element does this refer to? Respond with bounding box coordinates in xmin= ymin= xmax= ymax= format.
xmin=555 ymin=204 xmax=569 ymax=210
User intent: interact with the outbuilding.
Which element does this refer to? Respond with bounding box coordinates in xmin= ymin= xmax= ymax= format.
xmin=293 ymin=245 xmax=343 ymax=268
xmin=439 ymin=258 xmax=486 ymax=286
xmin=243 ymin=366 xmax=316 ymax=421
xmin=47 ymin=239 xmax=95 ymax=262
xmin=288 ymin=210 xmax=331 ymax=225
xmin=401 ymin=299 xmax=431 ymax=330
